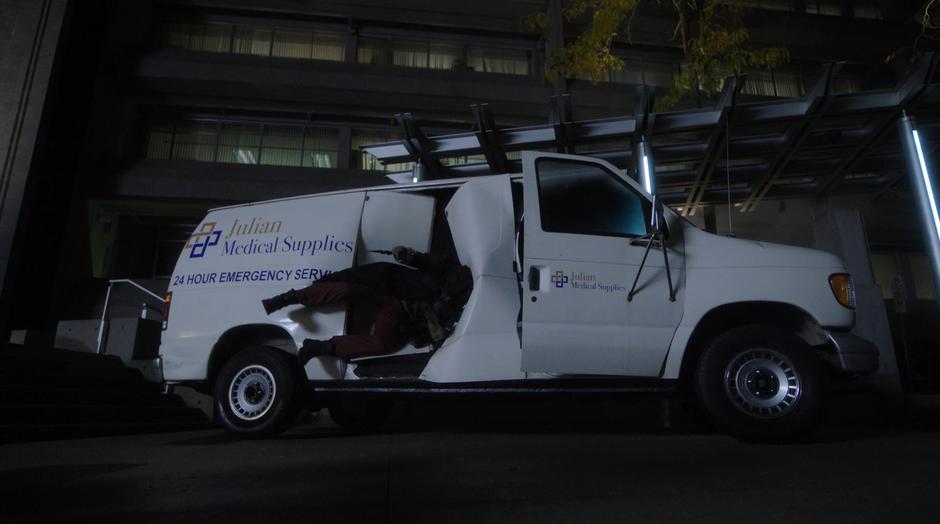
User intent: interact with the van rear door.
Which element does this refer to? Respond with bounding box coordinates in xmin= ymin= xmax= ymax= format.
xmin=519 ymin=152 xmax=684 ymax=376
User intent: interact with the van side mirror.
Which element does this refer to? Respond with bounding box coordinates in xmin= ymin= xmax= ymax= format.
xmin=650 ymin=195 xmax=669 ymax=241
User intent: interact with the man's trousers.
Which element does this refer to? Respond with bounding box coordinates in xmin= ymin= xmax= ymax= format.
xmin=294 ymin=282 xmax=405 ymax=360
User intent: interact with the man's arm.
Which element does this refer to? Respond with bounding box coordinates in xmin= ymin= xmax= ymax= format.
xmin=392 ymin=246 xmax=452 ymax=275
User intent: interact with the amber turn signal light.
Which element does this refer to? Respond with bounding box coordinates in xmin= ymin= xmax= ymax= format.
xmin=162 ymin=292 xmax=173 ymax=330
xmin=828 ymin=274 xmax=855 ymax=309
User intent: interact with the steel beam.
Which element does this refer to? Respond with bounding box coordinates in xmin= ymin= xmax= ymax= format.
xmin=816 ymin=53 xmax=938 ymax=196
xmin=550 ymin=94 xmax=574 ymax=154
xmin=395 ymin=112 xmax=446 ymax=180
xmin=361 ymin=56 xmax=939 ymax=198
xmin=472 ymin=103 xmax=510 ymax=174
xmin=740 ymin=64 xmax=838 ymax=212
xmin=681 ymin=75 xmax=743 ymax=216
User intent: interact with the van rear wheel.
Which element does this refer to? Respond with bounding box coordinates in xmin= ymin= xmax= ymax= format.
xmin=214 ymin=347 xmax=300 ymax=438
xmin=695 ymin=325 xmax=828 ymax=442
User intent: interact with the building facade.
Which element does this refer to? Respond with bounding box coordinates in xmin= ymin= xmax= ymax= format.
xmin=1 ymin=0 xmax=936 ymax=391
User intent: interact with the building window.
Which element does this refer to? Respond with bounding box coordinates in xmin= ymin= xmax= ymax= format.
xmin=233 ymin=26 xmax=273 ymax=56
xmin=852 ymin=1 xmax=883 ymax=19
xmin=172 ymin=122 xmax=219 ymax=162
xmin=302 ymin=128 xmax=339 ymax=168
xmin=357 ymin=38 xmax=389 ymax=65
xmin=217 ymin=123 xmax=261 ymax=165
xmin=742 ymin=70 xmax=805 ymax=98
xmin=166 ymin=22 xmax=232 ymax=53
xmin=393 ymin=40 xmax=431 ymax=68
xmin=164 ymin=21 xmax=345 ymax=62
xmin=351 ymin=130 xmax=415 ymax=172
xmin=144 ymin=119 xmax=338 ymax=168
xmin=805 ymin=1 xmax=843 ymax=16
xmin=468 ymin=47 xmax=530 ymax=75
xmin=358 ymin=38 xmax=462 ymax=70
xmin=607 ymin=60 xmax=675 ymax=87
xmin=574 ymin=59 xmax=675 ymax=87
xmin=738 ymin=0 xmax=795 ymax=11
xmin=270 ymin=29 xmax=346 ymax=60
xmin=357 ymin=37 xmax=532 ymax=75
xmin=429 ymin=43 xmax=461 ymax=69
xmin=259 ymin=125 xmax=303 ymax=166
xmin=441 ymin=154 xmax=488 ymax=166
xmin=145 ymin=123 xmax=175 ymax=160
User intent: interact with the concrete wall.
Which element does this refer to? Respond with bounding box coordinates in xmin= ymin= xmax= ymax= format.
xmin=0 ymin=0 xmax=68 ymax=337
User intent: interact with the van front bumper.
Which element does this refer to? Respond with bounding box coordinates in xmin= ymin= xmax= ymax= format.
xmin=825 ymin=331 xmax=879 ymax=375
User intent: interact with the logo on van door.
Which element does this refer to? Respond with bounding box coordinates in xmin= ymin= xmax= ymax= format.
xmin=551 ymin=271 xmax=569 ymax=288
xmin=186 ymin=222 xmax=222 ymax=258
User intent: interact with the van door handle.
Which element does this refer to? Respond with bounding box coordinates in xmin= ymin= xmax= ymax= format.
xmin=528 ymin=266 xmax=541 ymax=291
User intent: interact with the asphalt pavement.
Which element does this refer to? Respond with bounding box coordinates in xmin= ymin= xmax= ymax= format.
xmin=1 ymin=397 xmax=938 ymax=524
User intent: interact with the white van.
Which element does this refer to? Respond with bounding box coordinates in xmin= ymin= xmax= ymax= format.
xmin=159 ymin=152 xmax=878 ymax=441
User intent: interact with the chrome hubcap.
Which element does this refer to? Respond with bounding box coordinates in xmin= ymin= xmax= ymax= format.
xmin=229 ymin=365 xmax=277 ymax=421
xmin=724 ymin=349 xmax=801 ymax=419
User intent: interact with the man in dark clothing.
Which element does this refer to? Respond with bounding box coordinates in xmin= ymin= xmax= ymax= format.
xmin=261 ymin=246 xmax=473 ymax=365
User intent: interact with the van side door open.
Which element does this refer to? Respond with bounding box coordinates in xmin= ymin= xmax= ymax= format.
xmin=520 ymin=152 xmax=685 ymax=376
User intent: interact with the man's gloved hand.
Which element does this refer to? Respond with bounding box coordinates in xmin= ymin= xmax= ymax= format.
xmin=392 ymin=245 xmax=416 ymax=265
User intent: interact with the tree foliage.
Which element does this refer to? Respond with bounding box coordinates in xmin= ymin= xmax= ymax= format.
xmin=915 ymin=0 xmax=940 ymax=54
xmin=530 ymin=0 xmax=789 ymax=110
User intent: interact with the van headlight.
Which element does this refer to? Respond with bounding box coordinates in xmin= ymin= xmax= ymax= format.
xmin=828 ymin=273 xmax=856 ymax=309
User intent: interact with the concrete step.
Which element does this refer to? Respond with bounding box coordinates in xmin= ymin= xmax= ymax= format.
xmin=0 ymin=421 xmax=211 ymax=444
xmin=0 ymin=342 xmax=211 ymax=442
xmin=0 ymin=385 xmax=186 ymax=408
xmin=0 ymin=344 xmax=144 ymax=384
xmin=5 ymin=403 xmax=208 ymax=425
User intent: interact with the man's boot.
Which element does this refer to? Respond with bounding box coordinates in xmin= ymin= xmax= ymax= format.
xmin=261 ymin=289 xmax=299 ymax=314
xmin=298 ymin=339 xmax=334 ymax=365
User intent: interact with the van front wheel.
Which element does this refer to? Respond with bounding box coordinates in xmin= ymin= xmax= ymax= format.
xmin=695 ymin=325 xmax=828 ymax=442
xmin=214 ymin=347 xmax=300 ymax=438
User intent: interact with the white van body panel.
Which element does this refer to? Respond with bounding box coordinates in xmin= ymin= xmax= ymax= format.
xmin=162 ymin=193 xmax=366 ymax=381
xmin=661 ymin=225 xmax=854 ymax=378
xmin=519 ymin=152 xmax=686 ymax=377
xmin=420 ymin=175 xmax=524 ymax=382
xmin=357 ymin=191 xmax=435 ymax=266
xmin=159 ymin=152 xmax=863 ymax=387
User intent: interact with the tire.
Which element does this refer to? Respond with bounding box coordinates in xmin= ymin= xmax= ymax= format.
xmin=214 ymin=347 xmax=301 ymax=438
xmin=694 ymin=324 xmax=829 ymax=442
xmin=328 ymin=396 xmax=394 ymax=432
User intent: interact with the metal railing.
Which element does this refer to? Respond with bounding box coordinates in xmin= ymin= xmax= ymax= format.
xmin=95 ymin=279 xmax=167 ymax=355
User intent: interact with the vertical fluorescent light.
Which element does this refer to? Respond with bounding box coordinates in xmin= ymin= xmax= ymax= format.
xmin=913 ymin=130 xmax=940 ymax=243
xmin=642 ymin=154 xmax=652 ymax=194
xmin=412 ymin=176 xmax=418 ymax=184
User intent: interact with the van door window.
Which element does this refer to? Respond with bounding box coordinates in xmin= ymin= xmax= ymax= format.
xmin=535 ymin=158 xmax=650 ymax=238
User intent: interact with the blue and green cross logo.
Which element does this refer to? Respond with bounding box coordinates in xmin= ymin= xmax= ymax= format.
xmin=550 ymin=271 xmax=568 ymax=288
xmin=186 ymin=222 xmax=221 ymax=258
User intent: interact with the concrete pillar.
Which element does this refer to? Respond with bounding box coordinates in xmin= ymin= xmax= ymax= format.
xmin=0 ymin=0 xmax=69 ymax=337
xmin=814 ymin=200 xmax=903 ymax=398
xmin=337 ymin=126 xmax=352 ymax=170
xmin=345 ymin=25 xmax=358 ymax=65
xmin=703 ymin=205 xmax=717 ymax=234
